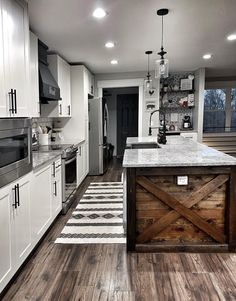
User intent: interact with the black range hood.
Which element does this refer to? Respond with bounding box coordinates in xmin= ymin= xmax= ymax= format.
xmin=38 ymin=40 xmax=61 ymax=103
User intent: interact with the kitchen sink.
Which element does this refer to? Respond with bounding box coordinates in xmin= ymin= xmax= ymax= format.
xmin=130 ymin=142 xmax=160 ymax=149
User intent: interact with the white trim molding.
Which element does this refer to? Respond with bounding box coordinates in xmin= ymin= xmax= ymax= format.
xmin=97 ymin=78 xmax=144 ymax=89
xmin=97 ymin=78 xmax=144 ymax=136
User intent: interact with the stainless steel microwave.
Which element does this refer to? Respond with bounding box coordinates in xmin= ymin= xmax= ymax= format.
xmin=0 ymin=118 xmax=32 ymax=189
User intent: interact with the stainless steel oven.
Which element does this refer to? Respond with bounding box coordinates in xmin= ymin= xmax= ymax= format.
xmin=61 ymin=145 xmax=78 ymax=214
xmin=0 ymin=118 xmax=32 ymax=188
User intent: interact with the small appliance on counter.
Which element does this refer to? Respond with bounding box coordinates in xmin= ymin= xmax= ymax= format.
xmin=51 ymin=128 xmax=64 ymax=143
xmin=182 ymin=115 xmax=192 ymax=129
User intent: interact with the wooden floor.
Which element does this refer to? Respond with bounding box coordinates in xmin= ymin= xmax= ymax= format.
xmin=2 ymin=158 xmax=236 ymax=301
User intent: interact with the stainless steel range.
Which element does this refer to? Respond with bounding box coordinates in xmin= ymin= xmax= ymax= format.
xmin=61 ymin=144 xmax=78 ymax=214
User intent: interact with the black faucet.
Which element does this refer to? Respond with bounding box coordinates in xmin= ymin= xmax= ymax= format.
xmin=148 ymin=109 xmax=167 ymax=144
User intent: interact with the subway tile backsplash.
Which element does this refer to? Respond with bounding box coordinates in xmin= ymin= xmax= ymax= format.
xmin=32 ymin=117 xmax=53 ymax=129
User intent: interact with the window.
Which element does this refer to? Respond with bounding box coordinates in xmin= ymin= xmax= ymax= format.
xmin=203 ymin=89 xmax=226 ymax=133
xmin=231 ymin=88 xmax=236 ymax=130
xmin=203 ymin=88 xmax=236 ymax=133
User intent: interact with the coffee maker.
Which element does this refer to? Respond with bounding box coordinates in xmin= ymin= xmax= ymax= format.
xmin=182 ymin=115 xmax=192 ymax=129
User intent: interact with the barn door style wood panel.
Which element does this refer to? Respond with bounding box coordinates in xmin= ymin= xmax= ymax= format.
xmin=125 ymin=166 xmax=236 ymax=252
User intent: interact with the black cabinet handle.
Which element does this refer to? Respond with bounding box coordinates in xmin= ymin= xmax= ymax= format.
xmin=79 ymin=146 xmax=81 ymax=156
xmin=54 ymin=181 xmax=57 ymax=196
xmin=8 ymin=89 xmax=14 ymax=113
xmin=52 ymin=162 xmax=56 ymax=177
xmin=59 ymin=104 xmax=62 ymax=115
xmin=12 ymin=185 xmax=17 ymax=209
xmin=13 ymin=89 xmax=17 ymax=114
xmin=68 ymin=105 xmax=70 ymax=115
xmin=16 ymin=183 xmax=20 ymax=206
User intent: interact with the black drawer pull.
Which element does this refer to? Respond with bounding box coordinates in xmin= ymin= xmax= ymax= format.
xmin=16 ymin=183 xmax=20 ymax=206
xmin=13 ymin=89 xmax=17 ymax=114
xmin=8 ymin=89 xmax=14 ymax=113
xmin=12 ymin=185 xmax=17 ymax=209
xmin=54 ymin=181 xmax=57 ymax=196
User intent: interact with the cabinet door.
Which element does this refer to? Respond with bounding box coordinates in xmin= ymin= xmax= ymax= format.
xmin=31 ymin=164 xmax=52 ymax=243
xmin=0 ymin=1 xmax=8 ymax=117
xmin=52 ymin=159 xmax=62 ymax=218
xmin=77 ymin=145 xmax=84 ymax=187
xmin=84 ymin=142 xmax=89 ymax=176
xmin=29 ymin=31 xmax=40 ymax=117
xmin=0 ymin=184 xmax=13 ymax=292
xmin=13 ymin=173 xmax=31 ymax=266
xmin=3 ymin=0 xmax=29 ymax=117
xmin=58 ymin=57 xmax=71 ymax=117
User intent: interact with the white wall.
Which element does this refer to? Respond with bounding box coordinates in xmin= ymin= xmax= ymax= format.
xmin=105 ymin=87 xmax=138 ymax=156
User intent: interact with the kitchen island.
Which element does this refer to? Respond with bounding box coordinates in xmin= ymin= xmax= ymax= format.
xmin=123 ymin=136 xmax=236 ymax=252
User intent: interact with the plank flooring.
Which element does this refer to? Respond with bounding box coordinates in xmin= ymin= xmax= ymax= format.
xmin=2 ymin=158 xmax=236 ymax=301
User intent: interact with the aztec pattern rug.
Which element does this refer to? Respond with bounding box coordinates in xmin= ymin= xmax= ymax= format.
xmin=55 ymin=182 xmax=126 ymax=244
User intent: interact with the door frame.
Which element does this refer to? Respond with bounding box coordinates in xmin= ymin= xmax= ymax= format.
xmin=97 ymin=78 xmax=144 ymax=137
xmin=116 ymin=93 xmax=139 ymax=158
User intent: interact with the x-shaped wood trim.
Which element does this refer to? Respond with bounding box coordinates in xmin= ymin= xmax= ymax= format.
xmin=136 ymin=175 xmax=229 ymax=244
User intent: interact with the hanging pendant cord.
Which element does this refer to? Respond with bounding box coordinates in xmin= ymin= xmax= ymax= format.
xmin=148 ymin=54 xmax=150 ymax=76
xmin=161 ymin=15 xmax=164 ymax=48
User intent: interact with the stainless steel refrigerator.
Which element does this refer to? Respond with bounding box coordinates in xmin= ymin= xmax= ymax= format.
xmin=88 ymin=97 xmax=109 ymax=175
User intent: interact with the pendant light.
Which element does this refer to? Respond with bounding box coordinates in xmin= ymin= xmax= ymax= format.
xmin=155 ymin=8 xmax=169 ymax=79
xmin=144 ymin=50 xmax=153 ymax=91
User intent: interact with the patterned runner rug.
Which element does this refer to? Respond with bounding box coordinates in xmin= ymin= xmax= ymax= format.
xmin=55 ymin=182 xmax=126 ymax=244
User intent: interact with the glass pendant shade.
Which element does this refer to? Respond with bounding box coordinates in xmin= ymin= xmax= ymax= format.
xmin=155 ymin=58 xmax=169 ymax=79
xmin=144 ymin=78 xmax=153 ymax=91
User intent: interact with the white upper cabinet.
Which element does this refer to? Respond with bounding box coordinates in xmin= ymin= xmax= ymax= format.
xmin=41 ymin=54 xmax=71 ymax=117
xmin=0 ymin=1 xmax=7 ymax=117
xmin=2 ymin=0 xmax=29 ymax=117
xmin=57 ymin=56 xmax=71 ymax=116
xmin=29 ymin=31 xmax=40 ymax=117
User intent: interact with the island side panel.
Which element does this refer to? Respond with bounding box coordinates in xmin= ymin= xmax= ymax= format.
xmin=126 ymin=168 xmax=136 ymax=251
xmin=133 ymin=166 xmax=232 ymax=252
xmin=228 ymin=167 xmax=236 ymax=251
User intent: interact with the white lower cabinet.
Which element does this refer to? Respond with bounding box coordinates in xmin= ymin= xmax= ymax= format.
xmin=51 ymin=158 xmax=62 ymax=219
xmin=31 ymin=164 xmax=52 ymax=243
xmin=31 ymin=157 xmax=62 ymax=243
xmin=0 ymin=157 xmax=63 ymax=294
xmin=77 ymin=143 xmax=85 ymax=187
xmin=76 ymin=142 xmax=88 ymax=187
xmin=0 ymin=184 xmax=13 ymax=293
xmin=12 ymin=174 xmax=31 ymax=267
xmin=0 ymin=172 xmax=31 ymax=293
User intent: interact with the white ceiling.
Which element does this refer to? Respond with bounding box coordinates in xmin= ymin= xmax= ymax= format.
xmin=29 ymin=0 xmax=236 ymax=76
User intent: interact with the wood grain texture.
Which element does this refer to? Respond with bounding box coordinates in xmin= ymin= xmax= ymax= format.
xmin=136 ymin=176 xmax=227 ymax=244
xmin=137 ymin=175 xmax=228 ymax=244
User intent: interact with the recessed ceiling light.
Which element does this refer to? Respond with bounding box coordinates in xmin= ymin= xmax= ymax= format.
xmin=105 ymin=42 xmax=115 ymax=48
xmin=203 ymin=53 xmax=212 ymax=60
xmin=227 ymin=34 xmax=236 ymax=41
xmin=111 ymin=60 xmax=118 ymax=65
xmin=93 ymin=8 xmax=107 ymax=19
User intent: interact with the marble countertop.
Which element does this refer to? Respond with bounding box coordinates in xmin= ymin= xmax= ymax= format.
xmin=33 ymin=151 xmax=62 ymax=170
xmin=123 ymin=136 xmax=236 ymax=168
